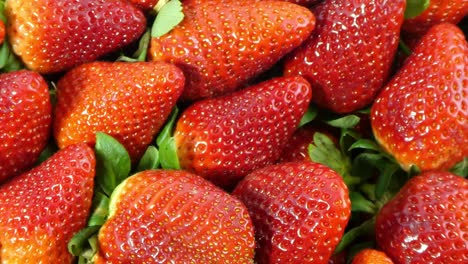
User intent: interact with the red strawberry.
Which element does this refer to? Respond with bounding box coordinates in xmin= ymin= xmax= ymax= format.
xmin=128 ymin=0 xmax=158 ymax=10
xmin=0 ymin=70 xmax=52 ymax=182
xmin=0 ymin=143 xmax=95 ymax=263
xmin=371 ymin=23 xmax=468 ymax=172
xmin=94 ymin=170 xmax=255 ymax=263
xmin=5 ymin=0 xmax=146 ymax=73
xmin=174 ymin=76 xmax=312 ymax=189
xmin=0 ymin=20 xmax=5 ymax=45
xmin=284 ymin=0 xmax=406 ymax=113
xmin=402 ymin=0 xmax=468 ymax=35
xmin=233 ymin=161 xmax=351 ymax=264
xmin=149 ymin=0 xmax=315 ymax=101
xmin=54 ymin=61 xmax=185 ymax=162
xmin=277 ymin=123 xmax=337 ymax=163
xmin=351 ymin=249 xmax=394 ymax=264
xmin=375 ymin=171 xmax=468 ymax=263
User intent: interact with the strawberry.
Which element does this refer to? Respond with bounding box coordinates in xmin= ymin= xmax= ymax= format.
xmin=0 ymin=70 xmax=52 ymax=182
xmin=351 ymin=249 xmax=394 ymax=264
xmin=371 ymin=23 xmax=468 ymax=172
xmin=284 ymin=0 xmax=406 ymax=113
xmin=149 ymin=0 xmax=315 ymax=101
xmin=54 ymin=61 xmax=185 ymax=162
xmin=0 ymin=143 xmax=95 ymax=263
xmin=277 ymin=123 xmax=337 ymax=163
xmin=402 ymin=0 xmax=468 ymax=35
xmin=94 ymin=169 xmax=255 ymax=263
xmin=174 ymin=76 xmax=312 ymax=189
xmin=128 ymin=0 xmax=158 ymax=11
xmin=375 ymin=171 xmax=468 ymax=263
xmin=0 ymin=19 xmax=4 ymax=45
xmin=233 ymin=161 xmax=351 ymax=264
xmin=5 ymin=0 xmax=146 ymax=74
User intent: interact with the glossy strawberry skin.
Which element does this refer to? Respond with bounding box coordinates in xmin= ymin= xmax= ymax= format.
xmin=0 ymin=20 xmax=5 ymax=45
xmin=0 ymin=143 xmax=95 ymax=263
xmin=150 ymin=0 xmax=315 ymax=101
xmin=351 ymin=249 xmax=394 ymax=264
xmin=95 ymin=170 xmax=255 ymax=263
xmin=128 ymin=0 xmax=157 ymax=10
xmin=375 ymin=171 xmax=468 ymax=264
xmin=284 ymin=0 xmax=406 ymax=113
xmin=5 ymin=0 xmax=146 ymax=74
xmin=174 ymin=76 xmax=312 ymax=189
xmin=54 ymin=61 xmax=185 ymax=162
xmin=0 ymin=70 xmax=52 ymax=182
xmin=371 ymin=23 xmax=468 ymax=172
xmin=402 ymin=0 xmax=468 ymax=35
xmin=233 ymin=161 xmax=351 ymax=264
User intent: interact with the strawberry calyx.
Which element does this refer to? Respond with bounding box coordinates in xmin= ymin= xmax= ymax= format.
xmin=116 ymin=29 xmax=151 ymax=62
xmin=323 ymin=107 xmax=467 ymax=262
xmin=151 ymin=0 xmax=184 ymax=38
xmin=68 ymin=109 xmax=181 ymax=262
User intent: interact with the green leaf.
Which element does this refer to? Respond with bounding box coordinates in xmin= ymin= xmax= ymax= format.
xmin=156 ymin=106 xmax=180 ymax=170
xmin=0 ymin=0 xmax=6 ymax=24
xmin=309 ymin=132 xmax=346 ymax=175
xmin=87 ymin=192 xmax=110 ymax=227
xmin=339 ymin=128 xmax=362 ymax=155
xmin=159 ymin=137 xmax=180 ymax=169
xmin=136 ymin=146 xmax=160 ymax=171
xmin=407 ymin=164 xmax=421 ymax=177
xmin=117 ymin=29 xmax=151 ymax=62
xmin=324 ymin=115 xmax=360 ymax=129
xmin=156 ymin=106 xmax=179 ymax=146
xmin=450 ymin=157 xmax=468 ymax=178
xmin=405 ymin=0 xmax=430 ymax=19
xmin=350 ymin=192 xmax=376 ymax=214
xmin=299 ymin=104 xmax=317 ymax=127
xmin=0 ymin=42 xmax=23 ymax=72
xmin=351 ymin=153 xmax=382 ymax=181
xmin=348 ymin=139 xmax=382 ymax=152
xmin=334 ymin=217 xmax=376 ymax=255
xmin=375 ymin=163 xmax=399 ymax=200
xmin=151 ymin=0 xmax=184 ymax=38
xmin=356 ymin=107 xmax=371 ymax=115
xmin=67 ymin=226 xmax=101 ymax=256
xmin=94 ymin=132 xmax=131 ymax=197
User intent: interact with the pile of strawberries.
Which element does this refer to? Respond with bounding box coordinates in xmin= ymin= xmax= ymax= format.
xmin=0 ymin=0 xmax=467 ymax=263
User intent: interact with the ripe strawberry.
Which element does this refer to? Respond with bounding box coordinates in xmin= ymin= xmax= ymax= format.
xmin=351 ymin=249 xmax=394 ymax=264
xmin=5 ymin=0 xmax=146 ymax=74
xmin=0 ymin=20 xmax=5 ymax=45
xmin=54 ymin=61 xmax=185 ymax=162
xmin=233 ymin=161 xmax=351 ymax=264
xmin=0 ymin=70 xmax=52 ymax=182
xmin=284 ymin=0 xmax=406 ymax=113
xmin=371 ymin=23 xmax=468 ymax=172
xmin=0 ymin=143 xmax=95 ymax=263
xmin=174 ymin=76 xmax=312 ymax=189
xmin=128 ymin=0 xmax=157 ymax=10
xmin=149 ymin=0 xmax=315 ymax=101
xmin=375 ymin=171 xmax=468 ymax=263
xmin=94 ymin=170 xmax=255 ymax=263
xmin=402 ymin=0 xmax=468 ymax=35
xmin=277 ymin=124 xmax=337 ymax=163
